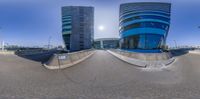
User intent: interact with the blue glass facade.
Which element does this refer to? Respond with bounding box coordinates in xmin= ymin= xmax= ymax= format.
xmin=62 ymin=15 xmax=72 ymax=50
xmin=119 ymin=2 xmax=171 ymax=52
xmin=94 ymin=38 xmax=119 ymax=49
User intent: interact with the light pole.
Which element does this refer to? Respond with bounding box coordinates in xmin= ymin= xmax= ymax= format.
xmin=174 ymin=40 xmax=177 ymax=49
xmin=2 ymin=41 xmax=4 ymax=51
xmin=0 ymin=27 xmax=4 ymax=51
xmin=198 ymin=26 xmax=200 ymax=49
xmin=48 ymin=36 xmax=52 ymax=50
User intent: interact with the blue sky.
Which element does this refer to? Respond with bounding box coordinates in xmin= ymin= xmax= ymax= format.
xmin=0 ymin=0 xmax=200 ymax=47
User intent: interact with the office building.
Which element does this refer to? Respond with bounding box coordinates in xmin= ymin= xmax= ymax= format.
xmin=94 ymin=38 xmax=119 ymax=49
xmin=119 ymin=2 xmax=171 ymax=52
xmin=62 ymin=6 xmax=94 ymax=52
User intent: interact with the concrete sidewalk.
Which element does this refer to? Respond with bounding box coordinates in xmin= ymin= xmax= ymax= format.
xmin=189 ymin=50 xmax=200 ymax=55
xmin=1 ymin=50 xmax=200 ymax=98
xmin=107 ymin=50 xmax=175 ymax=69
xmin=0 ymin=51 xmax=15 ymax=55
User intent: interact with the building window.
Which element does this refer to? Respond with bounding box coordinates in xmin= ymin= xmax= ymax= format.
xmin=120 ymin=22 xmax=169 ymax=32
xmin=120 ymin=15 xmax=170 ymax=24
xmin=120 ymin=11 xmax=170 ymax=19
xmin=121 ymin=34 xmax=164 ymax=50
xmin=63 ymin=34 xmax=71 ymax=50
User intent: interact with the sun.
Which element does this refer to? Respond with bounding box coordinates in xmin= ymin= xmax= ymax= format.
xmin=98 ymin=25 xmax=105 ymax=31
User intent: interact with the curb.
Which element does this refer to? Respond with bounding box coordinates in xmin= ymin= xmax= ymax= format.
xmin=43 ymin=51 xmax=95 ymax=70
xmin=0 ymin=51 xmax=15 ymax=55
xmin=189 ymin=51 xmax=200 ymax=55
xmin=107 ymin=50 xmax=175 ymax=68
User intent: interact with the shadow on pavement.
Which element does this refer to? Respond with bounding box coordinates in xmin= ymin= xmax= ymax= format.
xmin=15 ymin=50 xmax=59 ymax=63
xmin=170 ymin=49 xmax=189 ymax=57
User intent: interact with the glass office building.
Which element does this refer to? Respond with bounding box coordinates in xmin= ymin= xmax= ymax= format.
xmin=94 ymin=38 xmax=119 ymax=49
xmin=119 ymin=2 xmax=171 ymax=52
xmin=62 ymin=6 xmax=94 ymax=52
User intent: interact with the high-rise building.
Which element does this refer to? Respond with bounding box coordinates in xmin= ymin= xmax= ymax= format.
xmin=62 ymin=6 xmax=94 ymax=52
xmin=119 ymin=2 xmax=171 ymax=53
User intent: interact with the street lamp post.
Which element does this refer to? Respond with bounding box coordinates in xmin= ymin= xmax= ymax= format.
xmin=0 ymin=27 xmax=4 ymax=51
xmin=48 ymin=36 xmax=52 ymax=50
xmin=174 ymin=40 xmax=177 ymax=49
xmin=2 ymin=41 xmax=4 ymax=51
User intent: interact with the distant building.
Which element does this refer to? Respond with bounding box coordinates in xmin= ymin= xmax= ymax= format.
xmin=119 ymin=2 xmax=171 ymax=53
xmin=94 ymin=38 xmax=119 ymax=49
xmin=62 ymin=6 xmax=94 ymax=52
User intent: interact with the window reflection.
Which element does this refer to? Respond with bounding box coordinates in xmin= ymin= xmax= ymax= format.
xmin=120 ymin=22 xmax=169 ymax=32
xmin=63 ymin=34 xmax=71 ymax=50
xmin=120 ymin=15 xmax=170 ymax=24
xmin=120 ymin=11 xmax=170 ymax=19
xmin=120 ymin=34 xmax=164 ymax=50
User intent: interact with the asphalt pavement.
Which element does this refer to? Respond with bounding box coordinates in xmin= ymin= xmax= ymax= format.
xmin=0 ymin=50 xmax=200 ymax=99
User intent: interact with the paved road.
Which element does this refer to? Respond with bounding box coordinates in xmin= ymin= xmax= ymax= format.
xmin=1 ymin=50 xmax=200 ymax=99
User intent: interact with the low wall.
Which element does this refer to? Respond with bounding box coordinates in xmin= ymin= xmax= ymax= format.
xmin=189 ymin=50 xmax=200 ymax=55
xmin=0 ymin=51 xmax=15 ymax=55
xmin=108 ymin=49 xmax=175 ymax=68
xmin=111 ymin=49 xmax=172 ymax=61
xmin=44 ymin=49 xmax=95 ymax=70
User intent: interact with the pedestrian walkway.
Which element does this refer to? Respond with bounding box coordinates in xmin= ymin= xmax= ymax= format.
xmin=1 ymin=51 xmax=200 ymax=98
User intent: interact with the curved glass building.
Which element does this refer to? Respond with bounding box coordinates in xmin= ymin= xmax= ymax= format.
xmin=119 ymin=2 xmax=171 ymax=52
